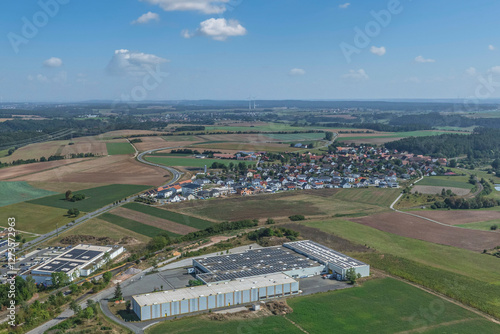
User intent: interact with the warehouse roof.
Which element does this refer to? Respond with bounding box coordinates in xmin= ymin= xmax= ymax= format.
xmin=194 ymin=246 xmax=320 ymax=283
xmin=132 ymin=273 xmax=297 ymax=307
xmin=284 ymin=240 xmax=367 ymax=270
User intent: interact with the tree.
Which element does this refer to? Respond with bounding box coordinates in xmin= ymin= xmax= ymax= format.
xmin=65 ymin=190 xmax=72 ymax=201
xmin=449 ymin=159 xmax=457 ymax=168
xmin=70 ymin=300 xmax=81 ymax=315
xmin=51 ymin=272 xmax=70 ymax=288
xmin=345 ymin=268 xmax=361 ymax=285
xmin=103 ymin=271 xmax=113 ymax=283
xmin=114 ymin=283 xmax=123 ymax=301
xmin=325 ymin=131 xmax=334 ymax=141
xmin=83 ymin=306 xmax=94 ymax=321
xmin=492 ymin=159 xmax=500 ymax=170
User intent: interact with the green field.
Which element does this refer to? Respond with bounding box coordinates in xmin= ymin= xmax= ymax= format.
xmin=145 ymin=156 xmax=254 ymax=168
xmin=148 ymin=278 xmax=499 ymax=334
xmin=303 ymin=219 xmax=500 ymax=284
xmin=171 ymin=188 xmax=397 ymax=221
xmin=0 ymin=181 xmax=57 ymax=207
xmin=206 ymin=123 xmax=318 ymax=132
xmin=264 ymin=132 xmax=325 ymax=141
xmin=106 ymin=142 xmax=135 ymax=155
xmin=123 ymin=203 xmax=213 ymax=230
xmin=27 ymin=184 xmax=150 ymax=212
xmin=456 ymin=220 xmax=500 ymax=231
xmin=418 ymin=175 xmax=474 ymax=189
xmin=100 ymin=213 xmax=180 ymax=238
xmin=339 ymin=130 xmax=469 ymax=141
xmin=0 ymin=202 xmax=75 ymax=234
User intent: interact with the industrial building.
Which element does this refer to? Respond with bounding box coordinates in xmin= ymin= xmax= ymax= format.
xmin=131 ymin=241 xmax=369 ymax=321
xmin=284 ymin=240 xmax=370 ymax=280
xmin=21 ymin=244 xmax=124 ymax=285
xmin=132 ymin=273 xmax=299 ymax=321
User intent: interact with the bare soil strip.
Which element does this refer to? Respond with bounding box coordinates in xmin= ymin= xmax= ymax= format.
xmin=110 ymin=207 xmax=198 ymax=235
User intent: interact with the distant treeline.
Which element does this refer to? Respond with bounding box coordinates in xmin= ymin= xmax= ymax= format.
xmin=385 ymin=128 xmax=500 ymax=158
xmin=389 ymin=112 xmax=500 ymax=129
xmin=320 ymin=122 xmax=432 ymax=132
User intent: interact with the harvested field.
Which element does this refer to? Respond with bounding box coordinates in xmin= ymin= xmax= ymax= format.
xmin=134 ymin=138 xmax=201 ymax=152
xmin=12 ymin=155 xmax=168 ymax=186
xmin=60 ymin=137 xmax=107 ymax=156
xmin=340 ymin=137 xmax=405 ymax=145
xmin=348 ymin=212 xmax=500 ymax=251
xmin=409 ymin=210 xmax=500 ymax=226
xmin=0 ymin=159 xmax=90 ymax=181
xmin=0 ymin=140 xmax=65 ymax=163
xmin=412 ymin=185 xmax=470 ymax=196
xmin=110 ymin=207 xmax=198 ymax=235
xmin=26 ymin=181 xmax=105 ymax=193
xmin=190 ymin=142 xmax=301 ymax=152
xmin=96 ymin=130 xmax=167 ymax=140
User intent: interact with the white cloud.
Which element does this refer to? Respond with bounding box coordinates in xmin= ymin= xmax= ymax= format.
xmin=140 ymin=0 xmax=229 ymax=14
xmin=488 ymin=66 xmax=500 ymax=75
xmin=465 ymin=67 xmax=477 ymax=76
xmin=339 ymin=3 xmax=350 ymax=9
xmin=415 ymin=56 xmax=435 ymax=63
xmin=183 ymin=18 xmax=247 ymax=41
xmin=342 ymin=69 xmax=369 ymax=81
xmin=289 ymin=68 xmax=306 ymax=76
xmin=106 ymin=49 xmax=169 ymax=76
xmin=370 ymin=46 xmax=386 ymax=56
xmin=489 ymin=44 xmax=495 ymax=51
xmin=132 ymin=12 xmax=160 ymax=24
xmin=43 ymin=57 xmax=63 ymax=68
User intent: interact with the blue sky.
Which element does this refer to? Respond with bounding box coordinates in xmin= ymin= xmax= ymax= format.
xmin=1 ymin=0 xmax=500 ymax=102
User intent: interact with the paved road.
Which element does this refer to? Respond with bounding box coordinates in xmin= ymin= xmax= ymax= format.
xmin=136 ymin=146 xmax=184 ymax=182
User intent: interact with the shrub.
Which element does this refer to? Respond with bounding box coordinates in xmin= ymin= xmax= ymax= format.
xmin=289 ymin=215 xmax=305 ymax=221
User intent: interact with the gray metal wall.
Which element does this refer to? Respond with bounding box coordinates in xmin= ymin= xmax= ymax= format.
xmin=133 ymin=281 xmax=300 ymax=321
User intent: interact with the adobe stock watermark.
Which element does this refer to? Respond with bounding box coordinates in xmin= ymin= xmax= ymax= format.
xmin=460 ymin=72 xmax=500 ymax=112
xmin=7 ymin=0 xmax=70 ymax=54
xmin=340 ymin=0 xmax=410 ymax=64
xmin=112 ymin=65 xmax=169 ymax=110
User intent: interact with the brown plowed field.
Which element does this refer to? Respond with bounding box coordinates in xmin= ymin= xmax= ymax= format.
xmin=410 ymin=210 xmax=500 ymax=225
xmin=0 ymin=159 xmax=91 ymax=180
xmin=110 ymin=207 xmax=197 ymax=235
xmin=348 ymin=212 xmax=500 ymax=252
xmin=60 ymin=139 xmax=107 ymax=156
xmin=11 ymin=155 xmax=167 ymax=186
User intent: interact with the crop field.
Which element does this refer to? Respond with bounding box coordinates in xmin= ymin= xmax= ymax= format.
xmin=303 ymin=219 xmax=500 ymax=284
xmin=162 ymin=135 xmax=201 ymax=142
xmin=411 ymin=210 xmax=500 ymax=225
xmin=348 ymin=211 xmax=500 ymax=251
xmin=189 ymin=142 xmax=303 ymax=152
xmin=123 ymin=203 xmax=213 ymax=230
xmin=106 ymin=142 xmax=135 ymax=155
xmin=27 ymin=184 xmax=149 ymax=212
xmin=0 ymin=202 xmax=75 ymax=234
xmin=0 ymin=181 xmax=57 ymax=207
xmin=110 ymin=207 xmax=198 ymax=235
xmin=96 ymin=130 xmax=167 ymax=140
xmin=417 ymin=175 xmax=474 ymax=189
xmin=60 ymin=137 xmax=107 ymax=156
xmin=338 ymin=130 xmax=468 ymax=144
xmin=263 ymin=132 xmax=325 ymax=141
xmin=0 ymin=159 xmax=91 ymax=181
xmin=456 ymin=220 xmax=500 ymax=231
xmin=170 ymin=188 xmax=395 ymax=221
xmin=11 ymin=155 xmax=168 ymax=186
xmin=99 ymin=213 xmax=179 ymax=238
xmin=148 ymin=278 xmax=499 ymax=334
xmin=205 ymin=123 xmax=317 ymax=132
xmin=0 ymin=140 xmax=65 ymax=163
xmin=412 ymin=185 xmax=470 ymax=196
xmin=48 ymin=217 xmax=151 ymax=245
xmin=145 ymin=156 xmax=255 ymax=168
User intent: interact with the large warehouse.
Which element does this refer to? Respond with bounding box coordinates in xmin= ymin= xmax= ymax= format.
xmin=132 ymin=273 xmax=299 ymax=321
xmin=131 ymin=240 xmax=369 ymax=321
xmin=22 ymin=244 xmax=124 ymax=285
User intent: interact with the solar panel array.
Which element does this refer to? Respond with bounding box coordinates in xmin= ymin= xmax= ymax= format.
xmin=284 ymin=240 xmax=367 ymax=269
xmin=61 ymin=249 xmax=102 ymax=261
xmin=38 ymin=260 xmax=81 ymax=273
xmin=195 ymin=246 xmax=321 ymax=282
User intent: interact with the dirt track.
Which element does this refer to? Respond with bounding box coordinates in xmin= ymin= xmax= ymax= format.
xmin=349 ymin=212 xmax=500 ymax=252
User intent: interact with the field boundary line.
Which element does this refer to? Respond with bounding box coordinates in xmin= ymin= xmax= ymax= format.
xmin=283 ymin=315 xmax=310 ymax=334
xmin=395 ymin=318 xmax=476 ymax=334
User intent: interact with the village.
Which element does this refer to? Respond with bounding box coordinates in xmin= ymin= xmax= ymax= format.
xmin=140 ymin=145 xmax=450 ymax=204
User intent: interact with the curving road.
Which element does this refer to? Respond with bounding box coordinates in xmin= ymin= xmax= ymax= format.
xmin=136 ymin=146 xmax=184 ymax=184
